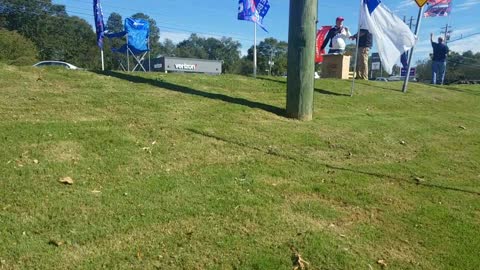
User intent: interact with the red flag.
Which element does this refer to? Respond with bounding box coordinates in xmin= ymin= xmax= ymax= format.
xmin=315 ymin=26 xmax=332 ymax=63
xmin=424 ymin=0 xmax=452 ymax=17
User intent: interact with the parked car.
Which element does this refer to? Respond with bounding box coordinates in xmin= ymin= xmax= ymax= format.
xmin=33 ymin=61 xmax=80 ymax=70
xmin=375 ymin=77 xmax=388 ymax=82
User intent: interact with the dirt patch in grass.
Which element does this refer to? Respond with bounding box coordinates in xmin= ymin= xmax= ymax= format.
xmin=45 ymin=141 xmax=83 ymax=163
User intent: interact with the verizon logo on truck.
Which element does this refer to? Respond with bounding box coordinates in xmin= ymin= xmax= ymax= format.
xmin=174 ymin=64 xmax=197 ymax=70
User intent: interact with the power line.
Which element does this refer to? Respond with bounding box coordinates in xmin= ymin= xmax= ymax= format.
xmin=1 ymin=5 xmax=256 ymax=43
xmin=448 ymin=32 xmax=480 ymax=44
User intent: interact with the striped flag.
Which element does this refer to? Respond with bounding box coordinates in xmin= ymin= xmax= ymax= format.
xmin=424 ymin=0 xmax=452 ymax=17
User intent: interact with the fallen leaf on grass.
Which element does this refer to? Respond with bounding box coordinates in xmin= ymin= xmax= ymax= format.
xmin=459 ymin=125 xmax=466 ymax=130
xmin=414 ymin=176 xmax=425 ymax=184
xmin=48 ymin=240 xmax=64 ymax=247
xmin=59 ymin=177 xmax=74 ymax=185
xmin=33 ymin=159 xmax=39 ymax=164
xmin=291 ymin=247 xmax=310 ymax=270
xmin=377 ymin=259 xmax=387 ymax=268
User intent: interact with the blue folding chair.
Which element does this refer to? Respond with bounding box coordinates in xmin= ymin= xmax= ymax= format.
xmin=107 ymin=18 xmax=150 ymax=72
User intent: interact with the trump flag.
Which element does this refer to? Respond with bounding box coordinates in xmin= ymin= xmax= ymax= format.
xmin=424 ymin=0 xmax=452 ymax=17
xmin=238 ymin=0 xmax=270 ymax=32
xmin=360 ymin=0 xmax=416 ymax=74
xmin=93 ymin=0 xmax=105 ymax=49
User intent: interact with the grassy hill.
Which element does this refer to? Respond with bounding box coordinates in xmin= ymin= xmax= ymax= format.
xmin=0 ymin=64 xmax=479 ymax=269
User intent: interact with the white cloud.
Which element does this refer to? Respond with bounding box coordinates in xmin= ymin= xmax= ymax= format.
xmin=449 ymin=35 xmax=480 ymax=53
xmin=451 ymin=27 xmax=476 ymax=37
xmin=454 ymin=0 xmax=480 ymax=12
xmin=160 ymin=31 xmax=191 ymax=44
xmin=394 ymin=0 xmax=417 ymax=12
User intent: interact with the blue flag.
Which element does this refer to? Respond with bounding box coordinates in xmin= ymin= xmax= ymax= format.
xmin=238 ymin=0 xmax=270 ymax=32
xmin=93 ymin=0 xmax=105 ymax=49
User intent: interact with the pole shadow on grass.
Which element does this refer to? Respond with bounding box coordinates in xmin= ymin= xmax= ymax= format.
xmin=255 ymin=76 xmax=350 ymax=96
xmin=431 ymin=84 xmax=480 ymax=96
xmin=92 ymin=71 xmax=285 ymax=117
xmin=187 ymin=128 xmax=479 ymax=196
xmin=326 ymin=165 xmax=480 ymax=196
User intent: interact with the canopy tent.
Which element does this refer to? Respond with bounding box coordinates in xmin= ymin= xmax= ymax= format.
xmin=107 ymin=18 xmax=151 ymax=72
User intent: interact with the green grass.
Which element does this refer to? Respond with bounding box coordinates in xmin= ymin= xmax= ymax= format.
xmin=0 ymin=63 xmax=479 ymax=269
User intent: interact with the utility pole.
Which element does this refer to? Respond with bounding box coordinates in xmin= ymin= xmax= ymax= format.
xmin=441 ymin=23 xmax=453 ymax=44
xmin=286 ymin=0 xmax=318 ymax=121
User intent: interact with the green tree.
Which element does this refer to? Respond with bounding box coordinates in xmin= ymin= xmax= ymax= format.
xmin=247 ymin=37 xmax=288 ymax=76
xmin=0 ymin=29 xmax=38 ymax=65
xmin=158 ymin=38 xmax=177 ymax=56
xmin=176 ymin=34 xmax=208 ymax=59
xmin=106 ymin=12 xmax=123 ymax=33
xmin=104 ymin=12 xmax=125 ymax=70
xmin=0 ymin=0 xmax=98 ymax=68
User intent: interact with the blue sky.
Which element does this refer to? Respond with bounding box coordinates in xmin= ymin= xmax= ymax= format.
xmin=54 ymin=0 xmax=479 ymax=63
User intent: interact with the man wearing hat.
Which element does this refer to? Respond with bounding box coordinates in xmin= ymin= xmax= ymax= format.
xmin=321 ymin=16 xmax=351 ymax=54
xmin=430 ymin=33 xmax=449 ymax=85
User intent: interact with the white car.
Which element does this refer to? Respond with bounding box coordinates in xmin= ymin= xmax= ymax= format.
xmin=33 ymin=61 xmax=80 ymax=70
xmin=375 ymin=77 xmax=388 ymax=82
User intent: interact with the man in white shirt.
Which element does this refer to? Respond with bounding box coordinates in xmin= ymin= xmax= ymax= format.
xmin=320 ymin=16 xmax=351 ymax=54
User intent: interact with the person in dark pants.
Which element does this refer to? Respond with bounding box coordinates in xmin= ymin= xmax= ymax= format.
xmin=350 ymin=28 xmax=373 ymax=80
xmin=430 ymin=33 xmax=449 ymax=85
xmin=321 ymin=16 xmax=351 ymax=54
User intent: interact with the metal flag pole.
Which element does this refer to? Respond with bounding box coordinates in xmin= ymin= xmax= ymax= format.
xmin=402 ymin=5 xmax=424 ymax=93
xmin=254 ymin=22 xmax=257 ymax=78
xmin=127 ymin=35 xmax=130 ymax=72
xmin=101 ymin=49 xmax=105 ymax=71
xmin=148 ymin=36 xmax=151 ymax=72
xmin=350 ymin=0 xmax=364 ymax=97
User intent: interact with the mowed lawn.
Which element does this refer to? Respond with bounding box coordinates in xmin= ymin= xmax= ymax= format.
xmin=0 ymin=63 xmax=479 ymax=269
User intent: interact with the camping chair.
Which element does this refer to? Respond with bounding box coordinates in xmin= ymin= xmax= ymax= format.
xmin=107 ymin=17 xmax=151 ymax=72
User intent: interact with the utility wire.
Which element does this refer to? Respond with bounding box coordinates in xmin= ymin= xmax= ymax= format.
xmin=1 ymin=6 xmax=256 ymax=43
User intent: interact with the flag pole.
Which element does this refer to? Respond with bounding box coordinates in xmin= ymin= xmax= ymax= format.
xmin=402 ymin=5 xmax=424 ymax=93
xmin=101 ymin=49 xmax=105 ymax=71
xmin=350 ymin=0 xmax=363 ymax=97
xmin=254 ymin=22 xmax=257 ymax=78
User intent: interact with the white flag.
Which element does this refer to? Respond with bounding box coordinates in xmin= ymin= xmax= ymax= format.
xmin=361 ymin=0 xmax=416 ymax=74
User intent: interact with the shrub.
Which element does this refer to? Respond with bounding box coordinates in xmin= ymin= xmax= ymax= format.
xmin=0 ymin=29 xmax=38 ymax=65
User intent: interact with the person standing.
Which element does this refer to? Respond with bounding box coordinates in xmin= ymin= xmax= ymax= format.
xmin=430 ymin=33 xmax=449 ymax=85
xmin=321 ymin=17 xmax=351 ymax=54
xmin=350 ymin=28 xmax=373 ymax=80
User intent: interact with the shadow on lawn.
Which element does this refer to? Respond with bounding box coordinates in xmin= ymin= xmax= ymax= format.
xmin=186 ymin=128 xmax=480 ymax=195
xmin=433 ymin=85 xmax=480 ymax=96
xmin=92 ymin=71 xmax=285 ymax=117
xmin=326 ymin=165 xmax=480 ymax=196
xmin=256 ymin=76 xmax=350 ymax=96
xmin=188 ymin=128 xmax=479 ymax=196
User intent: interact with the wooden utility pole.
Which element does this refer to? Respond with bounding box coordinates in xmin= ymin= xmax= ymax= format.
xmin=286 ymin=0 xmax=318 ymax=121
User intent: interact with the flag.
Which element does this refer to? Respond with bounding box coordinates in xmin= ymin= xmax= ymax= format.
xmin=93 ymin=0 xmax=105 ymax=49
xmin=360 ymin=0 xmax=416 ymax=74
xmin=238 ymin=0 xmax=270 ymax=32
xmin=315 ymin=26 xmax=332 ymax=63
xmin=424 ymin=0 xmax=452 ymax=17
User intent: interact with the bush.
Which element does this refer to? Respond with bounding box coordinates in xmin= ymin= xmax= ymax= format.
xmin=0 ymin=29 xmax=38 ymax=65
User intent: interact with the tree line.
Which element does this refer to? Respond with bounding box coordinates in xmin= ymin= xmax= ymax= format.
xmin=0 ymin=0 xmax=288 ymax=75
xmin=1 ymin=0 xmax=478 ymax=81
